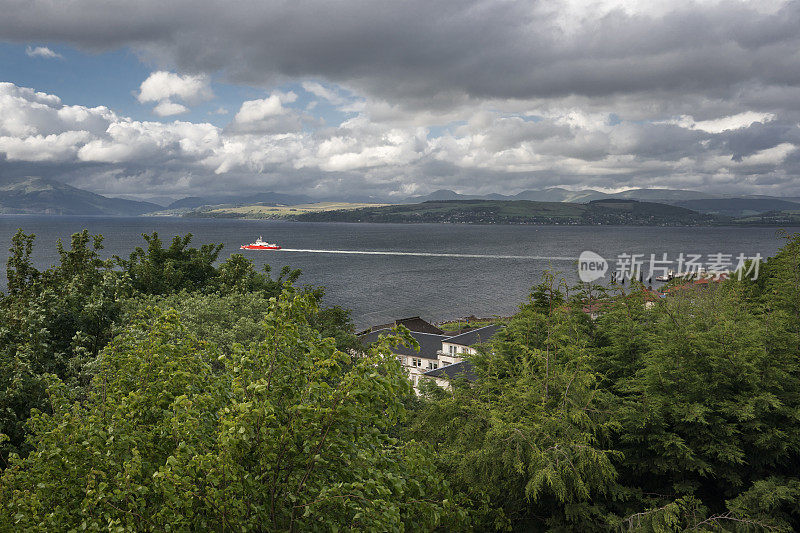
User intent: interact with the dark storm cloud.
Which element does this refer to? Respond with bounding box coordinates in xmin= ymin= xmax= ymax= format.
xmin=1 ymin=1 xmax=799 ymax=109
xmin=720 ymin=121 xmax=800 ymax=161
xmin=2 ymin=1 xmax=800 ymax=198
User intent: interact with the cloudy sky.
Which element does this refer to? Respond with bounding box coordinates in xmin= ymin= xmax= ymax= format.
xmin=1 ymin=0 xmax=800 ymax=201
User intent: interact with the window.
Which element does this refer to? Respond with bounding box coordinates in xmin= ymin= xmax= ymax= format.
xmin=449 ymin=345 xmax=456 ymax=355
xmin=412 ymin=358 xmax=421 ymax=367
xmin=428 ymin=361 xmax=438 ymax=370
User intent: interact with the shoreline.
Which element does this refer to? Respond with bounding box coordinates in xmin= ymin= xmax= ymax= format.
xmin=3 ymin=212 xmax=800 ymax=229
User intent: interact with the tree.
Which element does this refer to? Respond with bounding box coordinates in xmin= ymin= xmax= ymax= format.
xmin=5 ymin=229 xmax=38 ymax=296
xmin=0 ymin=231 xmax=129 ymax=462
xmin=1 ymin=230 xmax=345 ymax=464
xmin=213 ymin=253 xmax=302 ymax=296
xmin=0 ymin=290 xmax=461 ymax=531
xmin=600 ymin=248 xmax=800 ymax=530
xmin=117 ymin=232 xmax=223 ymax=295
xmin=409 ymin=274 xmax=620 ymax=530
xmin=124 ymin=290 xmax=358 ymax=355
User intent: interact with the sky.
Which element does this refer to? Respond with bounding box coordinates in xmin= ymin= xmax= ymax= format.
xmin=1 ymin=0 xmax=800 ymax=202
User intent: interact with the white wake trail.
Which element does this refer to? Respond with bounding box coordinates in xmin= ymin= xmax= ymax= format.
xmin=278 ymin=248 xmax=575 ymax=261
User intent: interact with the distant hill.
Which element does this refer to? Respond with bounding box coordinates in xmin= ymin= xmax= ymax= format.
xmin=732 ymin=209 xmax=800 ymax=226
xmin=168 ymin=192 xmax=314 ymax=209
xmin=109 ymin=194 xmax=178 ymax=207
xmin=402 ymin=188 xmax=607 ymax=203
xmin=295 ymin=199 xmax=715 ymax=226
xmin=401 ymin=189 xmax=478 ymax=203
xmin=670 ymin=198 xmax=800 ymax=217
xmin=512 ymin=188 xmax=608 ymax=203
xmin=400 ymin=187 xmax=800 ymax=216
xmin=0 ymin=177 xmax=160 ymax=216
xmin=403 ymin=187 xmax=725 ymax=204
xmin=609 ymin=188 xmax=723 ymax=202
xmin=181 ymin=202 xmax=391 ymax=219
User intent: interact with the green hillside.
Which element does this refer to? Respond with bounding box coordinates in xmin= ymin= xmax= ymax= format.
xmin=670 ymin=197 xmax=800 ymax=217
xmin=294 ymin=198 xmax=714 ymax=225
xmin=733 ymin=209 xmax=800 ymax=225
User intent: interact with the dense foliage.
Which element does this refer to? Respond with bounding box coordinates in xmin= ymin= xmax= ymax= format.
xmin=1 ymin=228 xmax=799 ymax=531
xmin=0 ymin=294 xmax=456 ymax=531
xmin=0 ymin=230 xmax=355 ymax=464
xmin=409 ymin=232 xmax=800 ymax=531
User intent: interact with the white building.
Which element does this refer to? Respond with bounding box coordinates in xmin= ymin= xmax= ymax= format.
xmin=423 ymin=361 xmax=476 ymax=390
xmin=439 ymin=325 xmax=501 ymax=366
xmin=358 ymin=329 xmax=447 ymax=389
xmin=359 ymin=323 xmax=502 ymax=391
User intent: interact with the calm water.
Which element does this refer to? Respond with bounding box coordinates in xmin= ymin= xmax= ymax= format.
xmin=0 ymin=216 xmax=795 ymax=328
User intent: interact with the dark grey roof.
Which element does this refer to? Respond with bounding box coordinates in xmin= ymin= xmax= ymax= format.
xmin=423 ymin=361 xmax=476 ymax=381
xmin=443 ymin=324 xmax=502 ymax=347
xmin=359 ymin=328 xmax=445 ymax=359
xmin=357 ymin=316 xmax=444 ymax=336
xmin=393 ymin=317 xmax=445 ymax=335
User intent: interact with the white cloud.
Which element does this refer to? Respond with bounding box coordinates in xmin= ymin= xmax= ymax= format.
xmin=302 ymin=81 xmax=345 ymax=105
xmin=152 ymin=100 xmax=189 ymax=117
xmin=0 ymin=131 xmax=90 ymax=161
xmin=4 ymin=1 xmax=800 ymax=198
xmin=309 ymin=118 xmax=427 ymax=172
xmin=0 ymin=83 xmax=114 ymax=138
xmin=25 ymin=46 xmax=62 ymax=59
xmin=667 ymin=111 xmax=777 ymax=133
xmin=227 ymin=92 xmax=305 ymax=134
xmin=136 ymin=71 xmax=212 ymax=116
xmin=2 ymin=82 xmax=800 ymax=199
xmin=0 ymin=82 xmax=62 ymax=107
xmin=234 ymin=92 xmax=297 ymax=123
xmin=736 ymin=143 xmax=796 ymax=167
xmin=137 ymin=71 xmax=213 ymax=105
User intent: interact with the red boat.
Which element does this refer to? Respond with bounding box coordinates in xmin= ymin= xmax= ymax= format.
xmin=240 ymin=237 xmax=281 ymax=250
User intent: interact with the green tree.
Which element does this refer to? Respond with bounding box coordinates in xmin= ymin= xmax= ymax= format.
xmin=0 ymin=290 xmax=460 ymax=531
xmin=124 ymin=290 xmax=357 ymax=355
xmin=1 ymin=230 xmax=350 ymax=464
xmin=0 ymin=230 xmax=129 ymax=462
xmin=409 ymin=274 xmax=620 ymax=530
xmin=117 ymin=232 xmax=223 ymax=295
xmin=5 ymin=229 xmax=38 ymax=296
xmin=213 ymin=253 xmax=302 ymax=296
xmin=600 ymin=250 xmax=800 ymax=530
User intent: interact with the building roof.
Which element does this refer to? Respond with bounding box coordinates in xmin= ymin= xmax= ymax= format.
xmin=423 ymin=361 xmax=476 ymax=381
xmin=357 ymin=316 xmax=444 ymax=336
xmin=443 ymin=324 xmax=502 ymax=347
xmin=359 ymin=328 xmax=446 ymax=359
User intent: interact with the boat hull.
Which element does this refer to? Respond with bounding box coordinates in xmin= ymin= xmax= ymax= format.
xmin=240 ymin=245 xmax=281 ymax=250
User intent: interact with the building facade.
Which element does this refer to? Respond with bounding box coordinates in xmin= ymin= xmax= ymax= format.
xmin=359 ymin=323 xmax=502 ymax=390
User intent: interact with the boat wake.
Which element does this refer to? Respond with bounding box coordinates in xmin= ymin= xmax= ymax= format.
xmin=278 ymin=248 xmax=575 ymax=261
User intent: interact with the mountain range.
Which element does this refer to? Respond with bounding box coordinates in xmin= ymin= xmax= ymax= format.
xmin=0 ymin=177 xmax=160 ymax=216
xmin=2 ymin=176 xmax=800 ymax=218
xmin=294 ymin=198 xmax=717 ymax=226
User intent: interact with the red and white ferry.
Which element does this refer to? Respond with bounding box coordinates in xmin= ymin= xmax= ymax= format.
xmin=240 ymin=237 xmax=281 ymax=250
